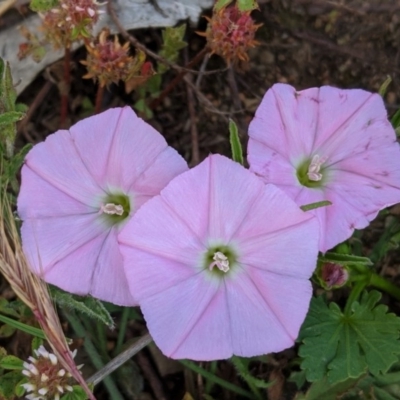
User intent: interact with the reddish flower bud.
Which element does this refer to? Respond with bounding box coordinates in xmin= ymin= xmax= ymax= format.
xmin=319 ymin=262 xmax=349 ymax=289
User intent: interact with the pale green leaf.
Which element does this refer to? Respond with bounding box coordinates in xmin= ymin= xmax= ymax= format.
xmin=237 ymin=0 xmax=259 ymax=11
xmin=51 ymin=288 xmax=115 ymax=329
xmin=229 ymin=119 xmax=243 ymax=165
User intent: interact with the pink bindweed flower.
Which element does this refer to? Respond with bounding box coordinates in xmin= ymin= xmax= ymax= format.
xmin=248 ymin=83 xmax=400 ymax=252
xmin=119 ymin=154 xmax=319 ymax=360
xmin=18 ymin=107 xmax=188 ymax=306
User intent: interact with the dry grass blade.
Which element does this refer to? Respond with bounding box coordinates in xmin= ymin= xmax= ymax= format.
xmin=0 ymin=192 xmax=95 ymax=400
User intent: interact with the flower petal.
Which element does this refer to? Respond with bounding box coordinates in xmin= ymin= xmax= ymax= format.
xmin=18 ymin=165 xmax=96 ymax=218
xmin=23 ymin=129 xmax=103 ymax=206
xmin=70 ymin=107 xmax=188 ymax=196
xmin=139 ymin=274 xmax=229 ymax=359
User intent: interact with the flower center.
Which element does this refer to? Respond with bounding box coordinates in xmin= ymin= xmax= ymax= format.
xmin=99 ymin=193 xmax=131 ymax=226
xmin=203 ymin=245 xmax=237 ymax=277
xmin=100 ymin=203 xmax=124 ymax=215
xmin=209 ymin=251 xmax=230 ymax=273
xmin=296 ymin=154 xmax=327 ymax=188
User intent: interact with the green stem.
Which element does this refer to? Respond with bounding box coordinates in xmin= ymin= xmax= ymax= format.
xmin=369 ymin=273 xmax=400 ymax=301
xmin=115 ymin=307 xmax=130 ymax=355
xmin=180 ymin=360 xmax=254 ymax=399
xmin=64 ymin=311 xmax=124 ymax=400
xmin=344 ymin=280 xmax=367 ymax=315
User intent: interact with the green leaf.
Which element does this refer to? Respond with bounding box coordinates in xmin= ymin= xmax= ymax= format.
xmin=229 ymin=119 xmax=244 ymax=165
xmin=214 ymin=0 xmax=233 ymax=11
xmin=15 ymin=378 xmax=27 ymax=397
xmin=391 ymin=108 xmax=400 ymax=129
xmin=0 ymin=111 xmax=25 ymax=127
xmin=0 ymin=370 xmax=24 ymax=399
xmin=60 ymin=385 xmax=89 ymax=400
xmin=295 ymin=375 xmax=365 ymax=400
xmin=237 ymin=0 xmax=259 ymax=12
xmin=0 ymin=57 xmax=21 ymax=157
xmin=0 ymin=314 xmax=46 ymax=339
xmin=31 ymin=336 xmax=43 ymax=352
xmin=231 ymin=356 xmax=273 ymax=389
xmin=158 ymin=25 xmax=187 ymax=74
xmin=0 ymin=298 xmax=20 ymax=318
xmin=300 ymin=200 xmax=332 ymax=211
xmin=51 ymin=287 xmax=115 ymax=329
xmin=0 ymin=356 xmax=24 ymax=370
xmin=379 ymin=76 xmax=392 ymax=97
xmin=299 ymin=291 xmax=400 ymax=384
xmin=0 ymin=324 xmax=16 ymax=338
xmin=30 ymin=0 xmax=58 ymax=11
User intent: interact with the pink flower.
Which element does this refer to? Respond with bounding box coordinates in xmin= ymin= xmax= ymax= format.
xmin=119 ymin=154 xmax=319 ymax=360
xmin=18 ymin=107 xmax=188 ymax=306
xmin=248 ymin=83 xmax=400 ymax=252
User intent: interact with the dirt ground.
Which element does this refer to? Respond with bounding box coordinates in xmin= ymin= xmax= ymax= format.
xmin=1 ymin=0 xmax=400 ymax=399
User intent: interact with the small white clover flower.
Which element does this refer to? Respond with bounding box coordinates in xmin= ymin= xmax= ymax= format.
xmin=21 ymin=345 xmax=78 ymax=399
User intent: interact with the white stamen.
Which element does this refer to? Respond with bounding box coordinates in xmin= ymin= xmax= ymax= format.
xmin=58 ymin=369 xmax=66 ymax=377
xmin=41 ymin=373 xmax=49 ymax=382
xmin=75 ymin=5 xmax=84 ymax=11
xmin=100 ymin=203 xmax=124 ymax=215
xmin=209 ymin=251 xmax=230 ymax=273
xmin=87 ymin=7 xmax=96 ymax=16
xmin=21 ymin=383 xmax=36 ymax=392
xmin=307 ymin=155 xmax=326 ymax=181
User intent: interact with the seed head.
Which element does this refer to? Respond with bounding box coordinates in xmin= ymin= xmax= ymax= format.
xmin=40 ymin=0 xmax=103 ymax=48
xmin=82 ymin=28 xmax=154 ymax=89
xmin=202 ymin=4 xmax=262 ymax=67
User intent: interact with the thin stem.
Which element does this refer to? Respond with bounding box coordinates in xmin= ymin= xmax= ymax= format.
xmin=95 ymin=84 xmax=105 ymax=114
xmin=180 ymin=360 xmax=254 ymax=399
xmin=60 ymin=47 xmax=71 ymax=128
xmin=344 ymin=280 xmax=367 ymax=315
xmin=150 ymin=48 xmax=209 ymax=110
xmin=64 ymin=311 xmax=125 ymax=400
xmin=0 ymin=313 xmax=46 ymax=339
xmin=114 ymin=307 xmax=130 ymax=355
xmin=369 ymin=273 xmax=400 ymax=301
xmin=87 ymin=333 xmax=153 ymax=386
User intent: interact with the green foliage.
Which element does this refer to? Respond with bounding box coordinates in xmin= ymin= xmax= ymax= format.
xmin=0 ymin=143 xmax=32 ymax=196
xmin=158 ymin=25 xmax=187 ymax=74
xmin=299 ymin=200 xmax=332 ymax=212
xmin=0 ymin=58 xmax=26 ymax=157
xmin=318 ymin=252 xmax=373 ymax=269
xmin=30 ymin=0 xmax=58 ymax=12
xmin=0 ymin=370 xmax=24 ymax=399
xmin=299 ymin=291 xmax=400 ymax=384
xmin=229 ymin=119 xmax=244 ymax=165
xmin=391 ymin=108 xmax=400 ymax=131
xmin=214 ymin=0 xmax=258 ymax=11
xmin=237 ymin=0 xmax=259 ymax=11
xmin=51 ymin=287 xmax=115 ymax=329
xmin=61 ymin=386 xmax=89 ymax=400
xmin=0 ymin=356 xmax=23 ymax=370
xmin=379 ymin=76 xmax=392 ymax=97
xmin=295 ymin=375 xmax=365 ymax=400
xmin=231 ymin=356 xmax=273 ymax=389
xmin=214 ymin=0 xmax=233 ymax=10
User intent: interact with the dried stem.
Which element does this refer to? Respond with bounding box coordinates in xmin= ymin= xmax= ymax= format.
xmin=87 ymin=333 xmax=153 ymax=386
xmin=60 ymin=47 xmax=71 ymax=128
xmin=0 ymin=194 xmax=95 ymax=400
xmin=95 ymin=84 xmax=105 ymax=114
xmin=150 ymin=48 xmax=209 ymax=110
